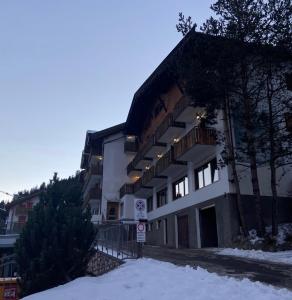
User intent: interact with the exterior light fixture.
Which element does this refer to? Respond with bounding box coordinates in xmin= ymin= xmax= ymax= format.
xmin=157 ymin=153 xmax=163 ymax=159
xmin=145 ymin=166 xmax=150 ymax=170
xmin=173 ymin=138 xmax=179 ymax=143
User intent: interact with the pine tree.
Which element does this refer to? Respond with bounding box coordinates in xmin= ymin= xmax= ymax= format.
xmin=15 ymin=173 xmax=95 ymax=297
xmin=176 ymin=0 xmax=292 ymax=237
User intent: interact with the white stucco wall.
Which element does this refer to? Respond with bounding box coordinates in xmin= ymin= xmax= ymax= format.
xmin=101 ymin=132 xmax=135 ymax=220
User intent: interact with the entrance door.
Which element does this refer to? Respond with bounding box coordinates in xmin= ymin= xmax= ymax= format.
xmin=200 ymin=206 xmax=218 ymax=248
xmin=177 ymin=215 xmax=189 ymax=248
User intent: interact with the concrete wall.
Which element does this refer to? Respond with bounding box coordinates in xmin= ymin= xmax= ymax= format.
xmin=101 ymin=132 xmax=135 ymax=221
xmin=146 ymin=193 xmax=292 ymax=249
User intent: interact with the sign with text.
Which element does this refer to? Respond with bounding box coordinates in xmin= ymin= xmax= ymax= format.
xmin=136 ymin=222 xmax=146 ymax=243
xmin=134 ymin=198 xmax=147 ymax=221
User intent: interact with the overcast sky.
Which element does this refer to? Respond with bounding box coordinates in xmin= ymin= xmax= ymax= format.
xmin=0 ymin=0 xmax=213 ymax=201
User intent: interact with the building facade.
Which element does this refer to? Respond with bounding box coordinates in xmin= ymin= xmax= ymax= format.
xmin=81 ymin=31 xmax=292 ymax=248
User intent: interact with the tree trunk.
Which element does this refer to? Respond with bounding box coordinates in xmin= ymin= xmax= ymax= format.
xmin=266 ymin=68 xmax=278 ymax=237
xmin=223 ymin=96 xmax=248 ymax=236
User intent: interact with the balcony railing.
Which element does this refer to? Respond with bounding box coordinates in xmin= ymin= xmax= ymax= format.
xmin=156 ymin=148 xmax=175 ymax=175
xmin=89 ymin=163 xmax=103 ymax=176
xmin=142 ymin=166 xmax=155 ymax=186
xmin=155 ymin=113 xmax=185 ymax=142
xmin=120 ymin=183 xmax=134 ymax=199
xmin=173 ymin=96 xmax=194 ymax=120
xmin=173 ymin=127 xmax=216 ymax=159
xmin=124 ymin=140 xmax=138 ymax=153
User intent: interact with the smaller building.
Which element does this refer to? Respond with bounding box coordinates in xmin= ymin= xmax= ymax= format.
xmin=5 ymin=193 xmax=40 ymax=235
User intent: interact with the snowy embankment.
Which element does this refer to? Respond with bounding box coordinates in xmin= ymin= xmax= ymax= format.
xmin=218 ymin=248 xmax=292 ymax=265
xmin=23 ymin=259 xmax=292 ymax=300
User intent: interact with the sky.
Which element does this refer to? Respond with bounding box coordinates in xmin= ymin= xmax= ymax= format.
xmin=0 ymin=0 xmax=213 ymax=201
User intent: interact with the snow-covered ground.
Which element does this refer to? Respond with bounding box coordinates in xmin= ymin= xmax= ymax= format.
xmin=218 ymin=248 xmax=292 ymax=265
xmin=23 ymin=259 xmax=292 ymax=300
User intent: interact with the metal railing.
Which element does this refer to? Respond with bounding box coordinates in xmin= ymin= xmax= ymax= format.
xmin=94 ymin=224 xmax=138 ymax=260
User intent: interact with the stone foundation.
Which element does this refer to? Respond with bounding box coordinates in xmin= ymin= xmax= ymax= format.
xmin=87 ymin=251 xmax=123 ymax=276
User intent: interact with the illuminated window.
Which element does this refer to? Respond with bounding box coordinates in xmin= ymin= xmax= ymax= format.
xmin=173 ymin=176 xmax=189 ymax=200
xmin=195 ymin=158 xmax=219 ymax=190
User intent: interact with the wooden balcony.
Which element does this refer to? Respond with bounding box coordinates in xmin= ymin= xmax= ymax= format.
xmin=124 ymin=140 xmax=138 ymax=153
xmin=127 ymin=161 xmax=143 ymax=177
xmin=143 ymin=135 xmax=166 ymax=159
xmin=120 ymin=183 xmax=134 ymax=199
xmin=156 ymin=148 xmax=187 ymax=177
xmin=141 ymin=166 xmax=166 ymax=187
xmin=84 ymin=186 xmax=102 ymax=208
xmin=133 ymin=178 xmax=153 ymax=198
xmin=89 ymin=163 xmax=103 ymax=176
xmin=155 ymin=113 xmax=185 ymax=144
xmin=173 ymin=96 xmax=198 ymax=123
xmin=174 ymin=127 xmax=217 ymax=163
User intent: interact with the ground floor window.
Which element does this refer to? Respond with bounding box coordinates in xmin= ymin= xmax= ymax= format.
xmin=157 ymin=188 xmax=167 ymax=208
xmin=194 ymin=158 xmax=219 ymax=190
xmin=173 ymin=176 xmax=189 ymax=200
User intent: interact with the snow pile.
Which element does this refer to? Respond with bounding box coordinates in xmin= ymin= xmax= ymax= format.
xmin=266 ymin=223 xmax=292 ymax=245
xmin=218 ymin=248 xmax=292 ymax=264
xmin=23 ymin=259 xmax=292 ymax=300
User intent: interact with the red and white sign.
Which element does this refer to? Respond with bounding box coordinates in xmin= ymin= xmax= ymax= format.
xmin=136 ymin=222 xmax=146 ymax=243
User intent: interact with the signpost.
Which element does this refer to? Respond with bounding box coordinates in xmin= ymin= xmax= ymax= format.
xmin=134 ymin=199 xmax=147 ymax=258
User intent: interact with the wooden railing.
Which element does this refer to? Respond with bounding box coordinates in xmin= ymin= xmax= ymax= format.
xmin=173 ymin=96 xmax=194 ymax=120
xmin=155 ymin=113 xmax=185 ymax=141
xmin=124 ymin=141 xmax=138 ymax=153
xmin=174 ymin=127 xmax=216 ymax=159
xmin=156 ymin=148 xmax=175 ymax=175
xmin=15 ymin=206 xmax=33 ymax=215
xmin=90 ymin=163 xmax=103 ymax=176
xmin=120 ymin=183 xmax=134 ymax=199
xmin=142 ymin=166 xmax=155 ymax=186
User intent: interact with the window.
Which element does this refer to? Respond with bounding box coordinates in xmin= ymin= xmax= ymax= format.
xmin=157 ymin=188 xmax=167 ymax=208
xmin=108 ymin=207 xmax=116 ymax=220
xmin=195 ymin=158 xmax=219 ymax=190
xmin=286 ymin=73 xmax=292 ymax=91
xmin=120 ymin=203 xmax=124 ymax=218
xmin=173 ymin=176 xmax=189 ymax=200
xmin=147 ymin=197 xmax=153 ymax=212
xmin=156 ymin=220 xmax=161 ymax=230
xmin=148 ymin=223 xmax=153 ymax=232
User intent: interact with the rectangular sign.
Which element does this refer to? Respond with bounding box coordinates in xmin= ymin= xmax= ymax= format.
xmin=134 ymin=198 xmax=147 ymax=221
xmin=136 ymin=222 xmax=146 ymax=243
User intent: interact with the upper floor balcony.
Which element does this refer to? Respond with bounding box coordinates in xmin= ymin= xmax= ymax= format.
xmin=83 ymin=186 xmax=102 ymax=208
xmin=120 ymin=183 xmax=134 ymax=199
xmin=133 ymin=177 xmax=153 ymax=198
xmin=141 ymin=165 xmax=166 ymax=187
xmin=124 ymin=136 xmax=138 ymax=153
xmin=155 ymin=113 xmax=185 ymax=144
xmin=173 ymin=96 xmax=198 ymax=123
xmin=83 ymin=162 xmax=103 ymax=192
xmin=14 ymin=206 xmax=33 ymax=215
xmin=174 ymin=127 xmax=217 ymax=163
xmin=156 ymin=147 xmax=187 ymax=177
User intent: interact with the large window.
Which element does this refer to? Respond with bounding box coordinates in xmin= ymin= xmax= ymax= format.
xmin=173 ymin=176 xmax=189 ymax=200
xmin=195 ymin=158 xmax=219 ymax=190
xmin=147 ymin=197 xmax=153 ymax=212
xmin=157 ymin=188 xmax=167 ymax=208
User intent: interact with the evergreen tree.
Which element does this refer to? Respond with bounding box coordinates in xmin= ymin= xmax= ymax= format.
xmin=15 ymin=173 xmax=95 ymax=297
xmin=176 ymin=0 xmax=292 ymax=237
